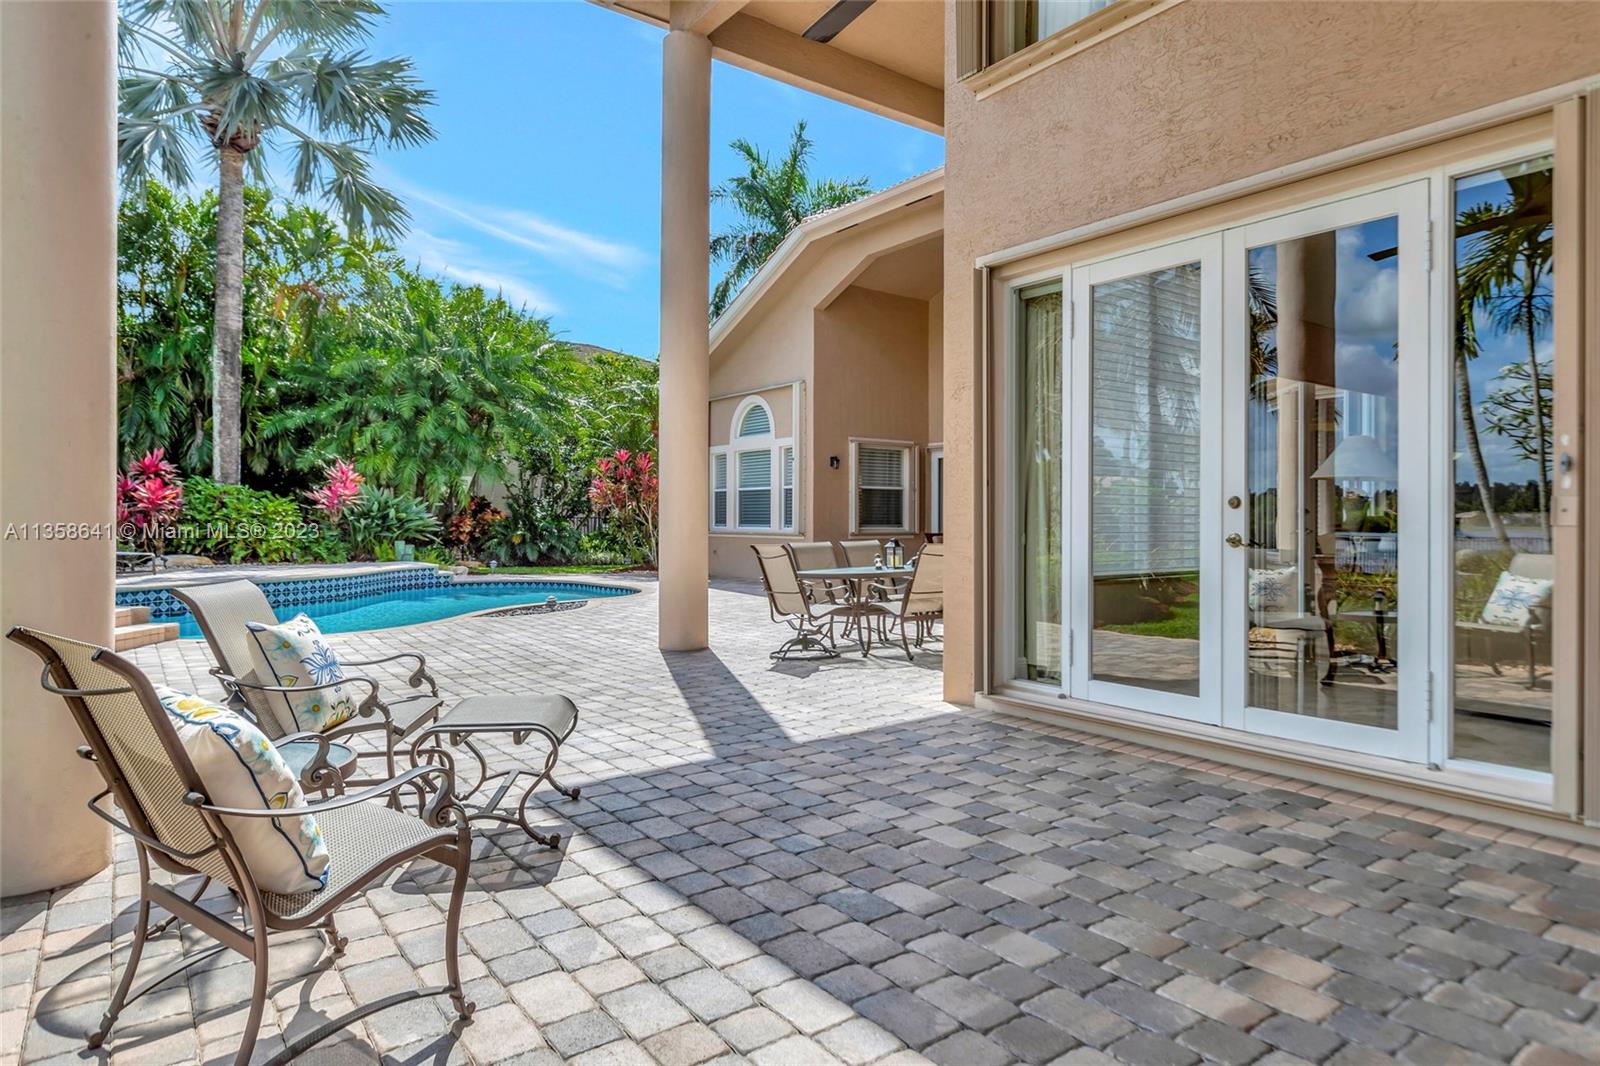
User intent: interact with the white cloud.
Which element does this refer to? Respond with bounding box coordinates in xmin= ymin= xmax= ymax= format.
xmin=400 ymin=229 xmax=560 ymax=314
xmin=387 ymin=173 xmax=647 ymax=288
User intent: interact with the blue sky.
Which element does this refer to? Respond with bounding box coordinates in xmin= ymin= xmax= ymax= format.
xmin=359 ymin=1 xmax=944 ymax=359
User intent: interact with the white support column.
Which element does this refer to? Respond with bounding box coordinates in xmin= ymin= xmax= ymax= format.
xmin=0 ymin=0 xmax=117 ymax=893
xmin=657 ymin=28 xmax=712 ymax=651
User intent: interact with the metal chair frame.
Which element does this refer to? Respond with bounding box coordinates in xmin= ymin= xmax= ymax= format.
xmin=174 ymin=580 xmax=583 ymax=845
xmin=172 ymin=582 xmax=443 ymax=793
xmin=752 ymin=545 xmax=862 ymax=660
xmin=6 ymin=626 xmax=475 ymax=1066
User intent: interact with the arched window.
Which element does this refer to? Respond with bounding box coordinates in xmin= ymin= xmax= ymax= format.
xmin=736 ymin=400 xmax=772 ymax=438
xmin=711 ymin=395 xmax=795 ymax=533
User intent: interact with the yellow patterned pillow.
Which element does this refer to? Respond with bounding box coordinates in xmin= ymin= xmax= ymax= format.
xmin=157 ymin=687 xmax=329 ymax=894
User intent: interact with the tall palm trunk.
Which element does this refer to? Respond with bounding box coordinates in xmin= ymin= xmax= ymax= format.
xmin=212 ymin=144 xmax=246 ymax=484
xmin=1521 ymin=256 xmax=1551 ymax=544
xmin=1455 ymin=348 xmax=1509 ymax=550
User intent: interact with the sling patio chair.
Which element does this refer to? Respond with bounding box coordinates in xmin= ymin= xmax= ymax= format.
xmin=174 ymin=579 xmax=584 ymax=848
xmin=752 ymin=544 xmax=870 ymax=660
xmin=871 ymin=542 xmax=945 ymax=660
xmin=786 ymin=541 xmax=849 ymax=605
xmin=6 ymin=626 xmax=475 ymax=1066
xmin=172 ymin=580 xmax=443 ymax=791
xmin=836 ymin=538 xmax=884 ymax=569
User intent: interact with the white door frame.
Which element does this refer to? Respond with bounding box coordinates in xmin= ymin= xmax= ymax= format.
xmin=1220 ymin=180 xmax=1432 ymax=763
xmin=1068 ymin=233 xmax=1224 ymax=724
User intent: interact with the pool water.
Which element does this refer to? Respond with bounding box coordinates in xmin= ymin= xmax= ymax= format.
xmin=168 ymin=580 xmax=633 ymax=638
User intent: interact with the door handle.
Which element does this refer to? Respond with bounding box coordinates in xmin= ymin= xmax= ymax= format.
xmin=1225 ymin=533 xmax=1244 ymax=548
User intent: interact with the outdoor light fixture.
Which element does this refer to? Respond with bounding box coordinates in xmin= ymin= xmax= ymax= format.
xmin=830 ymin=456 xmax=840 ymax=469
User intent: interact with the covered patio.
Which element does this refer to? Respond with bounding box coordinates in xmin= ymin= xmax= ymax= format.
xmin=7 ymin=580 xmax=1599 ymax=1065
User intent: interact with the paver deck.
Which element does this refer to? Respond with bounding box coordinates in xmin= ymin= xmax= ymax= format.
xmin=5 ymin=578 xmax=1599 ymax=1065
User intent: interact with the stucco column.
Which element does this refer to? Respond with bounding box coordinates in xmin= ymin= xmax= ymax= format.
xmin=657 ymin=29 xmax=712 ymax=651
xmin=0 ymin=0 xmax=117 ymax=894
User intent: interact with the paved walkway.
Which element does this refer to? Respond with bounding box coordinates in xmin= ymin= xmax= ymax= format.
xmin=5 ymin=581 xmax=1600 ymax=1065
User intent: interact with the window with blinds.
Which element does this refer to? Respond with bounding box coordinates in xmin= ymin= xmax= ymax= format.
xmin=855 ymin=443 xmax=909 ymax=531
xmin=781 ymin=446 xmax=795 ymax=530
xmin=737 ymin=403 xmax=771 ymax=438
xmin=711 ymin=453 xmax=728 ymax=528
xmin=737 ymin=449 xmax=773 ymax=528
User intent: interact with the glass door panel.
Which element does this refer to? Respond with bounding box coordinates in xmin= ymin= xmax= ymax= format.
xmin=1448 ymin=157 xmax=1555 ymax=774
xmin=1223 ymin=183 xmax=1430 ymax=761
xmin=1073 ymin=236 xmax=1221 ymax=722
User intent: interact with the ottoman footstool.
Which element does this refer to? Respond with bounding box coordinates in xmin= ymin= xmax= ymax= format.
xmin=408 ymin=694 xmax=580 ymax=848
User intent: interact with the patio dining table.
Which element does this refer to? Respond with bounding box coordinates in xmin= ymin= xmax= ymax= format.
xmin=797 ymin=563 xmax=915 ymax=656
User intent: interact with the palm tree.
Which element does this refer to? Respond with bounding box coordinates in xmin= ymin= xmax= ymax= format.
xmin=1456 ymin=170 xmax=1554 ymax=543
xmin=117 ymin=0 xmax=434 ymax=484
xmin=709 ymin=121 xmax=871 ymax=319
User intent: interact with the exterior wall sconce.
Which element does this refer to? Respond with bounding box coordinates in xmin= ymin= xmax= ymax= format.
xmin=829 ymin=456 xmax=840 ymax=469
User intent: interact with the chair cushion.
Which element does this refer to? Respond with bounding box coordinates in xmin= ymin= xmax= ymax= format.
xmin=156 ymin=688 xmax=330 ymax=895
xmin=244 ymin=613 xmax=358 ymax=734
xmin=1480 ymin=572 xmax=1552 ymax=627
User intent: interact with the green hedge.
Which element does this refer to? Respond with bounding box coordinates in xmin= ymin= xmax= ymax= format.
xmin=174 ymin=478 xmax=316 ymax=563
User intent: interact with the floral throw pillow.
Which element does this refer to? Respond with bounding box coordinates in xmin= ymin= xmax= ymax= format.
xmin=156 ymin=688 xmax=329 ymax=895
xmin=244 ymin=613 xmax=358 ymax=734
xmin=1479 ymin=572 xmax=1553 ymax=628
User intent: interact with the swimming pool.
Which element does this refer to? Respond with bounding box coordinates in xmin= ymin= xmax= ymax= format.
xmin=118 ymin=574 xmax=635 ymax=637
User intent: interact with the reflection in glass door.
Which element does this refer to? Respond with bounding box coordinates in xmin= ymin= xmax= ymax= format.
xmin=1072 ymin=237 xmax=1221 ymax=722
xmin=1223 ymin=183 xmax=1430 ymax=761
xmin=1448 ymin=157 xmax=1555 ymax=774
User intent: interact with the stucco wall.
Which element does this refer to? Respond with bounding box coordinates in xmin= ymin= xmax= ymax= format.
xmin=710 ymin=385 xmax=798 ymax=447
xmin=814 ymin=286 xmax=932 ymax=539
xmin=708 ymin=194 xmax=943 ymax=581
xmin=939 ymin=0 xmax=1600 ymax=704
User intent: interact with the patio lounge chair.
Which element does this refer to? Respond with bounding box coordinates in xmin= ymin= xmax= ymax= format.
xmin=873 ymin=542 xmax=945 ymax=660
xmin=172 ymin=580 xmax=443 ymax=791
xmin=752 ymin=544 xmax=862 ymax=659
xmin=6 ymin=626 xmax=475 ymax=1066
xmin=173 ymin=581 xmax=583 ymax=848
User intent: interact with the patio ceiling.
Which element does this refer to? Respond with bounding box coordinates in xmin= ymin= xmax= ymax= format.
xmin=597 ymin=0 xmax=944 ymax=133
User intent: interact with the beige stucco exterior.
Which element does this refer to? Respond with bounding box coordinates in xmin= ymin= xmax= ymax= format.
xmin=708 ymin=176 xmax=944 ymax=580
xmin=0 ymin=0 xmax=118 ymax=893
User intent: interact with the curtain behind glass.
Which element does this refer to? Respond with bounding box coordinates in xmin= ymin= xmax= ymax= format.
xmin=1019 ymin=290 xmax=1063 ymax=683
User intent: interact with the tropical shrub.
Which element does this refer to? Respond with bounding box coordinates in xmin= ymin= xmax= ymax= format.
xmin=176 ymin=478 xmax=304 ymax=563
xmin=117 ymin=448 xmax=185 ymax=554
xmin=588 ymin=449 xmax=659 ymax=565
xmin=339 ymin=488 xmax=441 ymax=559
xmin=484 ymin=501 xmax=582 ymax=566
xmin=264 ymin=271 xmax=558 ymax=507
xmin=443 ymin=495 xmax=505 ymax=559
xmin=484 ymin=474 xmax=580 ymax=565
xmin=305 ymin=458 xmax=365 ymax=518
xmin=574 ymin=533 xmax=638 ymax=568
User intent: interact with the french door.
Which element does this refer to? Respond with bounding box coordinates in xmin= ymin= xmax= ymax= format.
xmin=1068 ymin=235 xmax=1223 ymax=723
xmin=1055 ymin=181 xmax=1433 ymax=761
xmin=1219 ymin=182 xmax=1431 ymax=761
